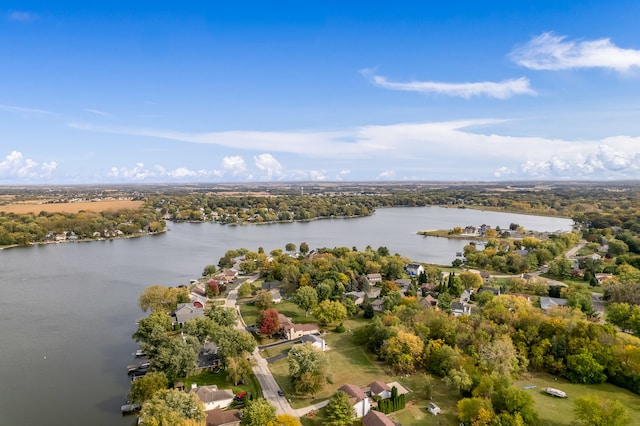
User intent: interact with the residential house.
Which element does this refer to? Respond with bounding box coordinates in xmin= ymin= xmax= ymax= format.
xmin=366 ymin=287 xmax=382 ymax=299
xmin=371 ymin=299 xmax=385 ymax=313
xmin=262 ymin=281 xmax=281 ymax=291
xmin=197 ymin=342 xmax=222 ymax=371
xmin=595 ymin=273 xmax=613 ymax=284
xmin=189 ymin=384 xmax=235 ymax=411
xmin=366 ymin=381 xmax=392 ymax=399
xmin=540 ymin=297 xmax=568 ymax=311
xmin=420 ymin=294 xmax=438 ymax=309
xmin=463 ymin=226 xmax=477 ymax=235
xmin=270 ymin=289 xmax=282 ymax=304
xmin=478 ymin=287 xmax=500 ymax=297
xmin=451 ymin=301 xmax=472 ymax=316
xmin=345 ymin=291 xmax=366 ymax=306
xmin=278 ymin=314 xmax=320 ymax=340
xmin=367 ymin=273 xmax=382 ymax=284
xmin=172 ymin=303 xmax=205 ymax=326
xmin=480 ymin=271 xmax=491 ymax=284
xmin=206 ymin=408 xmax=242 ymax=426
xmin=338 ymin=384 xmax=371 ymax=418
xmin=361 ymin=409 xmax=395 ymax=426
xmin=299 ymin=334 xmax=326 ymax=351
xmin=460 ymin=289 xmax=472 ymax=303
xmin=190 ymin=294 xmax=207 ymax=309
xmin=404 ymin=263 xmax=424 ymax=277
xmin=394 ymin=279 xmax=412 ymax=290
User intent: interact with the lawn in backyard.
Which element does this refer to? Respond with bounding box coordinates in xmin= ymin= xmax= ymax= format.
xmin=180 ymin=369 xmax=261 ymax=401
xmin=514 ymin=372 xmax=640 ymax=426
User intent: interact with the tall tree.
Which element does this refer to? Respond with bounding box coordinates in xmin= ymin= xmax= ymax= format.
xmin=241 ymin=398 xmax=277 ymax=426
xmin=293 ymin=286 xmax=318 ymax=316
xmin=259 ymin=308 xmax=281 ymax=337
xmin=313 ymin=300 xmax=347 ymax=326
xmin=288 ymin=342 xmax=327 ymax=396
xmin=129 ymin=371 xmax=169 ymax=405
xmin=325 ymin=391 xmax=355 ymax=426
xmin=254 ymin=290 xmax=274 ymax=312
xmin=139 ymin=389 xmax=205 ymax=426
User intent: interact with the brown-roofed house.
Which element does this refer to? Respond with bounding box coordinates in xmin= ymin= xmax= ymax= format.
xmin=278 ymin=314 xmax=320 ymax=340
xmin=206 ymin=408 xmax=242 ymax=426
xmin=367 ymin=381 xmax=392 ymax=399
xmin=338 ymin=384 xmax=371 ymax=418
xmin=362 ymin=409 xmax=395 ymax=426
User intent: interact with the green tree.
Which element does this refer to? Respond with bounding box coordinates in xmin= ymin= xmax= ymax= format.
xmin=567 ymin=351 xmax=606 ymax=384
xmin=460 ymin=271 xmax=483 ymax=289
xmin=383 ymin=290 xmax=403 ymax=311
xmin=285 ymin=242 xmax=297 ymax=254
xmin=238 ymin=281 xmax=253 ymax=297
xmin=226 ymin=354 xmax=255 ymax=386
xmin=139 ymin=389 xmax=205 ymax=426
xmin=491 ymin=386 xmax=538 ymax=425
xmin=205 ymin=306 xmax=237 ymax=328
xmin=241 ymin=398 xmax=277 ymax=426
xmin=138 ymin=285 xmax=187 ymax=313
xmin=133 ymin=311 xmax=173 ymax=344
xmin=254 ymin=290 xmax=273 ymax=312
xmin=325 ymin=391 xmax=355 ymax=426
xmin=129 ymin=371 xmax=169 ymax=405
xmin=216 ymin=328 xmax=257 ymax=360
xmin=313 ymin=300 xmax=347 ymax=326
xmin=152 ymin=336 xmax=199 ymax=380
xmin=299 ymin=241 xmax=310 ymax=255
xmin=457 ymin=397 xmax=494 ymax=426
xmin=573 ymin=394 xmax=631 ymax=426
xmin=293 ymin=286 xmax=318 ymax=316
xmin=202 ymin=264 xmax=217 ymax=277
xmin=288 ymin=342 xmax=327 ymax=396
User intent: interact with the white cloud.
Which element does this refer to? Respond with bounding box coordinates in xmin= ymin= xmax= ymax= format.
xmin=8 ymin=11 xmax=35 ymax=22
xmin=378 ymin=170 xmax=396 ymax=180
xmin=108 ymin=163 xmax=152 ymax=180
xmin=85 ymin=109 xmax=112 ymax=117
xmin=0 ymin=104 xmax=54 ymax=115
xmin=0 ymin=151 xmax=39 ymax=178
xmin=336 ymin=170 xmax=351 ymax=180
xmin=511 ymin=32 xmax=640 ymax=72
xmin=308 ymin=170 xmax=327 ymax=181
xmin=361 ymin=69 xmax=535 ymax=99
xmin=221 ymin=156 xmax=247 ymax=175
xmin=254 ymin=154 xmax=283 ymax=178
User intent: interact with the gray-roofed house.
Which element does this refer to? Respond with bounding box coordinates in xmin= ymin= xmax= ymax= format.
xmin=540 ymin=297 xmax=568 ymax=311
xmin=345 ymin=291 xmax=366 ymax=306
xmin=299 ymin=334 xmax=326 ymax=351
xmin=367 ymin=273 xmax=382 ymax=284
xmin=189 ymin=384 xmax=235 ymax=411
xmin=172 ymin=303 xmax=205 ymax=326
xmin=451 ymin=301 xmax=472 ymax=316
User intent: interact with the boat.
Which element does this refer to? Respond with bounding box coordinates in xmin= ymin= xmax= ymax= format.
xmin=133 ymin=349 xmax=146 ymax=357
xmin=544 ymin=387 xmax=567 ymax=398
xmin=121 ymin=403 xmax=141 ymax=414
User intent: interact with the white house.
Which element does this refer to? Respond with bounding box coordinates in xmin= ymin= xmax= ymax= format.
xmin=338 ymin=384 xmax=371 ymax=418
xmin=366 ymin=381 xmax=392 ymax=399
xmin=405 ymin=263 xmax=424 ymax=277
xmin=190 ymin=384 xmax=235 ymax=411
xmin=366 ymin=273 xmax=382 ymax=284
xmin=451 ymin=301 xmax=472 ymax=316
xmin=299 ymin=334 xmax=326 ymax=351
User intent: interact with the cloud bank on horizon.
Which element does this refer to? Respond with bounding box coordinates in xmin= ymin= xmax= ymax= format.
xmin=2 ymin=3 xmax=640 ymax=184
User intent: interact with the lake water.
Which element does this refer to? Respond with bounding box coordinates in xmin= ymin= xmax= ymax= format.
xmin=0 ymin=207 xmax=572 ymax=425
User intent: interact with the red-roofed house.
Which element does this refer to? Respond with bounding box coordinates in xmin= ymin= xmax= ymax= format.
xmin=338 ymin=384 xmax=371 ymax=418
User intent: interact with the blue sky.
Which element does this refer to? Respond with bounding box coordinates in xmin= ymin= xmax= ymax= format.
xmin=2 ymin=1 xmax=640 ymax=183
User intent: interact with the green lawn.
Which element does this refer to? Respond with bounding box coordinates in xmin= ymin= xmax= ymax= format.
xmin=514 ymin=373 xmax=640 ymax=426
xmin=387 ymin=375 xmax=461 ymax=426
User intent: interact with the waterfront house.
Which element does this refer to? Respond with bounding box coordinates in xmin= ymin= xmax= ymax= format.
xmin=172 ymin=303 xmax=205 ymax=326
xmin=404 ymin=263 xmax=424 ymax=277
xmin=190 ymin=384 xmax=235 ymax=411
xmin=338 ymin=384 xmax=371 ymax=418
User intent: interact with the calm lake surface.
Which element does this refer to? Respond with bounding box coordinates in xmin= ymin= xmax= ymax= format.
xmin=0 ymin=207 xmax=572 ymax=425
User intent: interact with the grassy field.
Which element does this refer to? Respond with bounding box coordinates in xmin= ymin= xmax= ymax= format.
xmin=515 ymin=373 xmax=640 ymax=426
xmin=267 ymin=315 xmax=393 ymax=409
xmin=240 ymin=300 xmax=320 ymax=328
xmin=0 ymin=199 xmax=144 ymax=214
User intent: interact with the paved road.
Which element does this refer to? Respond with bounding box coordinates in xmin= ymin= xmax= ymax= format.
xmin=224 ymin=275 xmax=297 ymax=417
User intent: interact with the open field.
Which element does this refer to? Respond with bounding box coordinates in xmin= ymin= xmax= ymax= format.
xmin=515 ymin=373 xmax=640 ymax=426
xmin=0 ymin=199 xmax=144 ymax=214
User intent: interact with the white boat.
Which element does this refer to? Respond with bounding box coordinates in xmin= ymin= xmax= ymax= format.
xmin=544 ymin=387 xmax=567 ymax=398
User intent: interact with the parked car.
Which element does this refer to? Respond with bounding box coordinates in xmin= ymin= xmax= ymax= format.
xmin=277 ymin=390 xmax=284 ymax=397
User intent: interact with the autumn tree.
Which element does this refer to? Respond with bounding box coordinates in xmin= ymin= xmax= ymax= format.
xmin=138 ymin=285 xmax=188 ymax=313
xmin=459 ymin=271 xmax=483 ymax=289
xmin=457 ymin=397 xmax=494 ymax=426
xmin=241 ymin=398 xmax=277 ymax=426
xmin=226 ymin=354 xmax=255 ymax=386
xmin=259 ymin=308 xmax=281 ymax=337
xmin=139 ymin=389 xmax=205 ymax=426
xmin=313 ymin=300 xmax=347 ymax=326
xmin=267 ymin=414 xmax=301 ymax=426
xmin=254 ymin=290 xmax=273 ymax=312
xmin=129 ymin=371 xmax=169 ymax=405
xmin=288 ymin=342 xmax=327 ymax=396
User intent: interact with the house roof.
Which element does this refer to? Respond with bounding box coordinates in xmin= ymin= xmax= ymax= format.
xmin=368 ymin=381 xmax=391 ymax=395
xmin=173 ymin=303 xmax=205 ymax=323
xmin=300 ymin=334 xmax=324 ymax=345
xmin=540 ymin=297 xmax=568 ymax=310
xmin=292 ymin=323 xmax=319 ymax=332
xmin=362 ymin=410 xmax=395 ymax=426
xmin=192 ymin=386 xmax=234 ymax=404
xmin=339 ymin=384 xmax=367 ymax=402
xmin=206 ymin=408 xmax=242 ymax=426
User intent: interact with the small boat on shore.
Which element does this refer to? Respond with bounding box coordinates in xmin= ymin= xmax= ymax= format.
xmin=544 ymin=387 xmax=567 ymax=398
xmin=121 ymin=403 xmax=141 ymax=414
